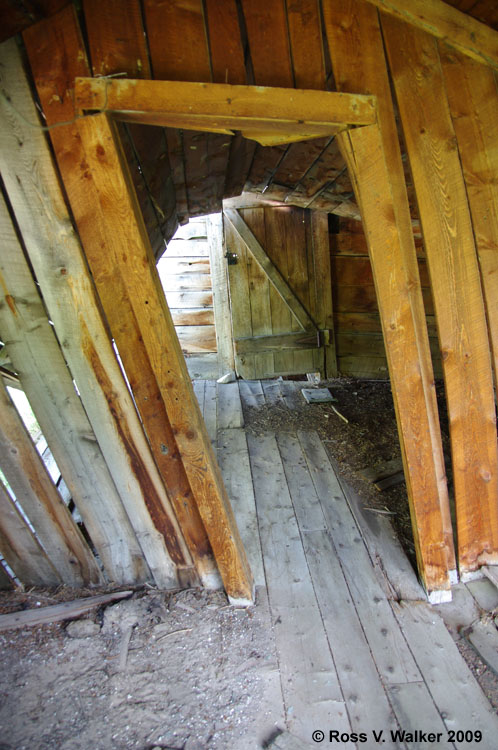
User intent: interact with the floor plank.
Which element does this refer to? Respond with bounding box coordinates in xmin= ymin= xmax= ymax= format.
xmin=297 ymin=431 xmax=421 ymax=684
xmin=392 ymin=600 xmax=498 ymax=746
xmin=386 ymin=682 xmax=453 ymax=749
xmin=217 ymin=428 xmax=265 ymax=587
xmin=247 ymin=431 xmax=352 ymax=745
xmin=217 ymin=382 xmax=244 ymax=429
xmin=203 ymin=381 xmax=217 ymax=448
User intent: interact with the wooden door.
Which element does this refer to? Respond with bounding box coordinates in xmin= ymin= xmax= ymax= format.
xmin=224 ymin=206 xmax=335 ymax=379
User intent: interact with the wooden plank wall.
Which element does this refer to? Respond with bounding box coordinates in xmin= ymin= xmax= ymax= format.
xmin=158 ymin=218 xmax=218 ymax=355
xmin=3 ymin=0 xmax=497 ymax=591
xmin=331 ymin=220 xmax=442 ymax=379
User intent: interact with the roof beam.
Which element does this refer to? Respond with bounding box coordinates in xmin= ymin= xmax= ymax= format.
xmin=363 ymin=0 xmax=498 ymax=71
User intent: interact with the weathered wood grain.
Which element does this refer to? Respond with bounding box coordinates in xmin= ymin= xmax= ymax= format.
xmin=205 ymin=0 xmax=246 ymax=85
xmin=83 ymin=0 xmax=150 ymax=78
xmin=240 ymin=0 xmax=294 ymax=87
xmin=298 ymin=431 xmax=422 ymax=682
xmin=4 ymin=33 xmax=152 ymax=586
xmin=0 ymin=192 xmax=137 ymax=583
xmin=0 ymin=379 xmax=100 ymax=586
xmin=383 ymin=18 xmax=498 ymax=573
xmin=247 ymin=432 xmax=352 ymax=743
xmin=0 ymin=590 xmax=133 ymax=632
xmin=225 ymin=209 xmax=317 ymax=333
xmin=365 ymin=0 xmax=498 ymax=70
xmin=286 ymin=0 xmax=326 ymax=89
xmin=439 ymin=44 xmax=498 ymax=387
xmin=74 ymin=78 xmax=377 ymax=134
xmin=176 ymin=326 xmax=217 ymax=353
xmin=0 ymin=481 xmax=60 ymax=587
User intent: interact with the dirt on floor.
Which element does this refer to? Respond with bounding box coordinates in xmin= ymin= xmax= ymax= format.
xmin=0 ymin=586 xmax=281 ymax=750
xmin=242 ymin=376 xmax=498 ymax=713
xmin=242 ymin=377 xmax=453 ymax=572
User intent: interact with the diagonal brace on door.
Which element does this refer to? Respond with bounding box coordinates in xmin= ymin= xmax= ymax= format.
xmin=223 ymin=209 xmax=318 ymax=333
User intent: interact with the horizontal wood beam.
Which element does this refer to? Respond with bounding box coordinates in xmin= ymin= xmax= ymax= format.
xmin=75 ymin=78 xmax=377 ymax=144
xmin=224 ymin=208 xmax=318 ymax=332
xmin=235 ymin=331 xmax=320 ymax=354
xmin=364 ymin=0 xmax=498 ymax=71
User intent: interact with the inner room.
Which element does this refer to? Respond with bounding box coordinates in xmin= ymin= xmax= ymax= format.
xmin=1 ymin=1 xmax=498 ymax=748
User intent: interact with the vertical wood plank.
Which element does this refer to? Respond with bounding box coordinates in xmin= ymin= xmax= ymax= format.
xmin=207 ymin=213 xmax=235 ymax=376
xmin=383 ymin=17 xmax=498 ymax=574
xmin=286 ymin=0 xmax=326 ymax=89
xmin=72 ymin=113 xmax=253 ymax=603
xmin=23 ymin=10 xmax=218 ymax=587
xmin=6 ymin=33 xmax=176 ymax=587
xmin=0 ymin=191 xmax=137 ymax=584
xmin=241 ymin=0 xmax=293 ymax=87
xmin=83 ymin=0 xmax=151 ymax=78
xmin=323 ymin=0 xmax=455 ymax=590
xmin=143 ymin=0 xmax=211 ymax=81
xmin=205 ymin=0 xmax=246 ymax=85
xmin=264 ymin=207 xmax=294 ymax=375
xmin=0 ymin=379 xmax=101 ymax=586
xmin=438 ymin=45 xmax=498 ymax=388
xmin=0 ymin=481 xmax=60 ymax=587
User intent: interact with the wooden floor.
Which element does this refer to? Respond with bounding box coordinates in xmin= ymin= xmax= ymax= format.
xmin=194 ymin=380 xmax=498 ymax=749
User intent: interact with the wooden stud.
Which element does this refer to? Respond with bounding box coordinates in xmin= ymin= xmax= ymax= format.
xmin=438 ymin=44 xmax=498 ymax=387
xmin=311 ymin=211 xmax=337 ymax=376
xmin=0 ymin=378 xmax=101 ymax=586
xmin=323 ymin=0 xmax=455 ymax=591
xmin=0 ymin=481 xmax=60 ymax=587
xmin=383 ymin=19 xmax=498 ymax=574
xmin=0 ymin=191 xmax=140 ymax=584
xmin=69 ymin=113 xmax=253 ymax=603
xmin=4 ymin=35 xmax=182 ymax=588
xmin=23 ymin=11 xmax=221 ymax=587
xmin=364 ymin=0 xmax=498 ymax=71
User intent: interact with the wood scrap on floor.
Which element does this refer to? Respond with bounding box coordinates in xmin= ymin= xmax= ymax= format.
xmin=0 ymin=590 xmax=133 ymax=631
xmin=301 ymin=387 xmax=336 ymax=403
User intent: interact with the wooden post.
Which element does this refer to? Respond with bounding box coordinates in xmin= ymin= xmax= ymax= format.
xmin=311 ymin=211 xmax=337 ymax=377
xmin=0 ymin=481 xmax=60 ymax=587
xmin=66 ymin=113 xmax=253 ymax=603
xmin=23 ymin=6 xmax=219 ymax=589
xmin=323 ymin=0 xmax=455 ymax=593
xmin=339 ymin=125 xmax=451 ymax=598
xmin=382 ymin=18 xmax=498 ymax=576
xmin=0 ymin=379 xmax=101 ymax=586
xmin=207 ymin=213 xmax=236 ymax=377
xmin=0 ymin=37 xmax=180 ymax=589
xmin=0 ymin=192 xmax=137 ymax=584
xmin=438 ymin=45 xmax=498 ymax=389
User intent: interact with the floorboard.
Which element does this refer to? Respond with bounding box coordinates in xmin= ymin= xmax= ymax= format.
xmin=190 ymin=379 xmax=498 ymax=747
xmin=247 ymin=431 xmax=352 ymax=745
